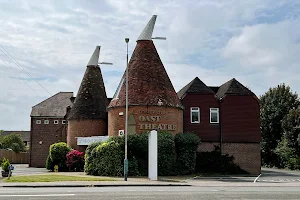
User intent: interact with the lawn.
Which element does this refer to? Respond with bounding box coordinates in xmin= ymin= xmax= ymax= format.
xmin=3 ymin=174 xmax=116 ymax=182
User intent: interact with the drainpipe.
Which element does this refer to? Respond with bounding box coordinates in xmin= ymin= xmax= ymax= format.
xmin=218 ymin=97 xmax=223 ymax=155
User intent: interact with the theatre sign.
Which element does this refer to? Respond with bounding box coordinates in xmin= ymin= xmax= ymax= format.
xmin=76 ymin=136 xmax=109 ymax=146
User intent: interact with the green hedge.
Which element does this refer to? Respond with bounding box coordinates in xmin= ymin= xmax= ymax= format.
xmin=175 ymin=133 xmax=200 ymax=175
xmin=85 ymin=132 xmax=202 ymax=176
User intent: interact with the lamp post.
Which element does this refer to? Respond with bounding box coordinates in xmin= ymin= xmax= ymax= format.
xmin=124 ymin=37 xmax=129 ymax=181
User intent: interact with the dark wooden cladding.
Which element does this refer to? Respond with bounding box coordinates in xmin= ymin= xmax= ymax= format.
xmin=182 ymin=94 xmax=220 ymax=142
xmin=221 ymin=95 xmax=261 ymax=143
xmin=182 ymin=94 xmax=260 ymax=143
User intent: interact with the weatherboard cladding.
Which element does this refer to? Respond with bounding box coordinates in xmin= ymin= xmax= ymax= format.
xmin=68 ymin=66 xmax=108 ymax=120
xmin=30 ymin=92 xmax=73 ymax=117
xmin=108 ymin=40 xmax=182 ymax=108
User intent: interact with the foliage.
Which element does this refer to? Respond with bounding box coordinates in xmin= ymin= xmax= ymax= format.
xmin=46 ymin=154 xmax=54 ymax=171
xmin=157 ymin=131 xmax=176 ymax=176
xmin=1 ymin=134 xmax=26 ymax=153
xmin=49 ymin=142 xmax=71 ymax=171
xmin=1 ymin=158 xmax=10 ymax=172
xmin=196 ymin=146 xmax=248 ymax=174
xmin=260 ymin=84 xmax=300 ymax=167
xmin=84 ymin=141 xmax=102 ymax=175
xmin=175 ymin=133 xmax=200 ymax=175
xmin=66 ymin=150 xmax=85 ymax=172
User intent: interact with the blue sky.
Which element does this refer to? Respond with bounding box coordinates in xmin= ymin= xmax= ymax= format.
xmin=0 ymin=0 xmax=300 ymax=130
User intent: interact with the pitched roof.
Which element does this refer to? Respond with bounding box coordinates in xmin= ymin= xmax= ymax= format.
xmin=31 ymin=92 xmax=73 ymax=117
xmin=1 ymin=131 xmax=30 ymax=142
xmin=109 ymin=16 xmax=182 ymax=109
xmin=68 ymin=46 xmax=108 ymax=120
xmin=216 ymin=78 xmax=254 ymax=99
xmin=177 ymin=77 xmax=214 ymax=99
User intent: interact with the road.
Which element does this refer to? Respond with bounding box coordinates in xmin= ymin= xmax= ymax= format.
xmin=0 ymin=186 xmax=300 ymax=200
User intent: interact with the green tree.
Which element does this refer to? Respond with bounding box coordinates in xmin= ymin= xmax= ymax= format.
xmin=1 ymin=133 xmax=26 ymax=152
xmin=260 ymin=84 xmax=299 ymax=167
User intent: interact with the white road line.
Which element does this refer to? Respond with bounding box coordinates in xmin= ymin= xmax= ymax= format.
xmin=254 ymin=174 xmax=262 ymax=183
xmin=0 ymin=194 xmax=75 ymax=197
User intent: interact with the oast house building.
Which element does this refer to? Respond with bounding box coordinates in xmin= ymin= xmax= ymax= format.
xmin=29 ymin=15 xmax=261 ymax=174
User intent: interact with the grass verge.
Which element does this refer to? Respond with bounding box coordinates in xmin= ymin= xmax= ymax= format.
xmin=3 ymin=175 xmax=116 ymax=182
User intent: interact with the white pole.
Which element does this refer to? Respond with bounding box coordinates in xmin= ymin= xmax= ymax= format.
xmin=148 ymin=130 xmax=158 ymax=180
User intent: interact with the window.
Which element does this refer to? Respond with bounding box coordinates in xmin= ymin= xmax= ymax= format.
xmin=44 ymin=120 xmax=49 ymax=124
xmin=210 ymin=108 xmax=219 ymax=123
xmin=62 ymin=120 xmax=66 ymax=124
xmin=54 ymin=120 xmax=59 ymax=124
xmin=190 ymin=107 xmax=200 ymax=123
xmin=36 ymin=120 xmax=41 ymax=124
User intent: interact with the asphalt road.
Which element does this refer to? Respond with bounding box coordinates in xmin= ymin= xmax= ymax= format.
xmin=0 ymin=186 xmax=300 ymax=200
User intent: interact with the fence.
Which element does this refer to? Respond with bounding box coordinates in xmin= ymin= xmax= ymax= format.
xmin=0 ymin=149 xmax=29 ymax=164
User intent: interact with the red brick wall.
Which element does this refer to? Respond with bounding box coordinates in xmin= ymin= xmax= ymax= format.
xmin=108 ymin=106 xmax=183 ymax=136
xmin=221 ymin=95 xmax=261 ymax=142
xmin=197 ymin=142 xmax=261 ymax=175
xmin=29 ymin=118 xmax=67 ymax=167
xmin=182 ymin=94 xmax=220 ymax=142
xmin=67 ymin=119 xmax=107 ymax=152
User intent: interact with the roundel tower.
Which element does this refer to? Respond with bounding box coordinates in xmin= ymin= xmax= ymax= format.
xmin=67 ymin=46 xmax=108 ymax=151
xmin=108 ymin=15 xmax=183 ymax=136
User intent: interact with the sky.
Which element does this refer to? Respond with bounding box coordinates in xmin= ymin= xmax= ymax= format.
xmin=0 ymin=0 xmax=300 ymax=130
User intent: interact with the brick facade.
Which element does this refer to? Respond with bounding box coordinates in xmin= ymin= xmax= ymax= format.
xmin=67 ymin=119 xmax=107 ymax=152
xmin=108 ymin=106 xmax=183 ymax=136
xmin=29 ymin=117 xmax=67 ymax=167
xmin=197 ymin=142 xmax=261 ymax=175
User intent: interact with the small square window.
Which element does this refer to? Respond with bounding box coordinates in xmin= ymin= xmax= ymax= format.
xmin=36 ymin=120 xmax=41 ymax=124
xmin=190 ymin=107 xmax=200 ymax=123
xmin=62 ymin=120 xmax=66 ymax=124
xmin=210 ymin=108 xmax=219 ymax=123
xmin=44 ymin=120 xmax=49 ymax=124
xmin=54 ymin=120 xmax=59 ymax=124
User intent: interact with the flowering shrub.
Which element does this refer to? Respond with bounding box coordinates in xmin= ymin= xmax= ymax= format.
xmin=66 ymin=150 xmax=85 ymax=172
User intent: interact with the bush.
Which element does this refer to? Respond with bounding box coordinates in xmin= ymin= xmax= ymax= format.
xmin=86 ymin=131 xmax=179 ymax=177
xmin=195 ymin=146 xmax=248 ymax=174
xmin=1 ymin=158 xmax=10 ymax=172
xmin=1 ymin=134 xmax=25 ymax=152
xmin=175 ymin=133 xmax=200 ymax=175
xmin=46 ymin=154 xmax=54 ymax=171
xmin=66 ymin=150 xmax=85 ymax=171
xmin=49 ymin=142 xmax=71 ymax=171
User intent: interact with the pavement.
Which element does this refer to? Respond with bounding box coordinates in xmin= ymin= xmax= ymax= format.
xmin=2 ymin=165 xmax=300 ymax=188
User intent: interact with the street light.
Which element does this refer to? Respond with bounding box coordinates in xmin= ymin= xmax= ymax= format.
xmin=124 ymin=37 xmax=129 ymax=181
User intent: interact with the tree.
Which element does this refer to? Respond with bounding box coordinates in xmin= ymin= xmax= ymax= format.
xmin=260 ymin=84 xmax=299 ymax=167
xmin=1 ymin=133 xmax=26 ymax=152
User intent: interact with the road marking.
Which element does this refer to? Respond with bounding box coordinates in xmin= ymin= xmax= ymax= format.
xmin=254 ymin=174 xmax=262 ymax=183
xmin=0 ymin=194 xmax=75 ymax=197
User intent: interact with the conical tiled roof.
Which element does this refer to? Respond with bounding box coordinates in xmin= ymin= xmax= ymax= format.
xmin=177 ymin=77 xmax=214 ymax=99
xmin=109 ymin=16 xmax=182 ymax=109
xmin=216 ymin=78 xmax=254 ymax=99
xmin=68 ymin=46 xmax=108 ymax=120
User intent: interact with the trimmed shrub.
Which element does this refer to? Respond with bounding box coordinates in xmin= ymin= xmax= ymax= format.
xmin=157 ymin=131 xmax=175 ymax=176
xmin=84 ymin=141 xmax=103 ymax=175
xmin=49 ymin=142 xmax=71 ymax=171
xmin=175 ymin=133 xmax=200 ymax=175
xmin=66 ymin=150 xmax=85 ymax=171
xmin=46 ymin=154 xmax=54 ymax=171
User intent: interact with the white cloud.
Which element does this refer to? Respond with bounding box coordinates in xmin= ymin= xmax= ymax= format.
xmin=1 ymin=0 xmax=300 ymax=130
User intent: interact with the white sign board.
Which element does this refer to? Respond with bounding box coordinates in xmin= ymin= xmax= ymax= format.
xmin=148 ymin=130 xmax=158 ymax=181
xmin=77 ymin=136 xmax=109 ymax=146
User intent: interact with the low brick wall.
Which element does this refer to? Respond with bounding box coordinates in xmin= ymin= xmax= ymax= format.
xmin=197 ymin=142 xmax=261 ymax=175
